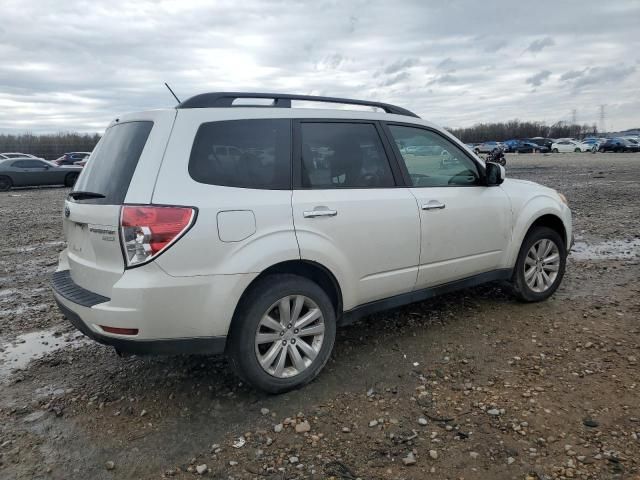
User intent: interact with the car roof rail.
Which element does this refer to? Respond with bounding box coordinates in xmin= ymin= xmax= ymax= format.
xmin=176 ymin=92 xmax=420 ymax=118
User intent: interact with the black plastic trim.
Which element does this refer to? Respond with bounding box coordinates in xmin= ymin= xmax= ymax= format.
xmin=54 ymin=298 xmax=227 ymax=355
xmin=176 ymin=92 xmax=420 ymax=118
xmin=339 ymin=268 xmax=513 ymax=325
xmin=51 ymin=270 xmax=110 ymax=307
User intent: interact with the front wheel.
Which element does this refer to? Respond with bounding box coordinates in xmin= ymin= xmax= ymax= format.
xmin=552 ymin=148 xmax=559 ymax=153
xmin=499 ymin=157 xmax=506 ymax=166
xmin=227 ymin=274 xmax=336 ymax=393
xmin=510 ymin=226 xmax=566 ymax=302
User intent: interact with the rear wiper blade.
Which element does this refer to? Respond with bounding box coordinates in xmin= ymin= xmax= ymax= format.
xmin=68 ymin=191 xmax=105 ymax=200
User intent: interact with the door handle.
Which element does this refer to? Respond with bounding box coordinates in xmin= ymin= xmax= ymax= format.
xmin=303 ymin=207 xmax=338 ymax=218
xmin=422 ymin=201 xmax=446 ymax=211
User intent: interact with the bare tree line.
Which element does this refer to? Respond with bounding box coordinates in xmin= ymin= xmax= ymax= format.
xmin=0 ymin=133 xmax=101 ymax=160
xmin=447 ymin=120 xmax=599 ymax=143
xmin=0 ymin=121 xmax=600 ymax=159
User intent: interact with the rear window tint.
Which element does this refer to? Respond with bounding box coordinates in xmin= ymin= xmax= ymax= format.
xmin=72 ymin=121 xmax=153 ymax=204
xmin=188 ymin=119 xmax=291 ymax=189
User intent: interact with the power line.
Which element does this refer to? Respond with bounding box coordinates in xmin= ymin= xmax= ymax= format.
xmin=599 ymin=105 xmax=606 ymax=133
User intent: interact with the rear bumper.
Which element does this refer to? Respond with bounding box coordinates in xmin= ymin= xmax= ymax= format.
xmin=54 ymin=297 xmax=227 ymax=355
xmin=51 ymin=268 xmax=231 ymax=355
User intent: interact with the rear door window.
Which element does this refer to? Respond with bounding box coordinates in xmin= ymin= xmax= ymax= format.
xmin=299 ymin=122 xmax=395 ymax=188
xmin=189 ymin=119 xmax=291 ymax=189
xmin=72 ymin=121 xmax=153 ymax=204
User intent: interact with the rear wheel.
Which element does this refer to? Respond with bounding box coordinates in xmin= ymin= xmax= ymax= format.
xmin=64 ymin=172 xmax=79 ymax=187
xmin=510 ymin=226 xmax=566 ymax=302
xmin=0 ymin=176 xmax=12 ymax=191
xmin=574 ymin=148 xmax=581 ymax=152
xmin=228 ymin=274 xmax=336 ymax=393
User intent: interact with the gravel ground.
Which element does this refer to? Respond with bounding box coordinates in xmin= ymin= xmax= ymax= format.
xmin=0 ymin=152 xmax=639 ymax=480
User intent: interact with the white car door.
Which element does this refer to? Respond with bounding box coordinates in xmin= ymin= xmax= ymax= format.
xmin=291 ymin=120 xmax=421 ymax=310
xmin=384 ymin=124 xmax=511 ymax=288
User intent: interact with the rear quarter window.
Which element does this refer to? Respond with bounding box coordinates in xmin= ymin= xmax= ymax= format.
xmin=72 ymin=121 xmax=153 ymax=204
xmin=188 ymin=119 xmax=291 ymax=189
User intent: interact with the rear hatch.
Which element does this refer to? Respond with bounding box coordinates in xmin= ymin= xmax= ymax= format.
xmin=64 ymin=110 xmax=176 ymax=297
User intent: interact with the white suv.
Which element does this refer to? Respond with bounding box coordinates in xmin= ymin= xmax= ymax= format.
xmin=52 ymin=93 xmax=572 ymax=393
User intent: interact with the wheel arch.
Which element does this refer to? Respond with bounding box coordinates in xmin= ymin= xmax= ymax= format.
xmin=526 ymin=214 xmax=568 ymax=247
xmin=506 ymin=199 xmax=571 ymax=269
xmin=228 ymin=259 xmax=344 ymax=335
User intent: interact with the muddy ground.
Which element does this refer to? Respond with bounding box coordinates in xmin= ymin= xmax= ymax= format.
xmin=0 ymin=152 xmax=639 ymax=480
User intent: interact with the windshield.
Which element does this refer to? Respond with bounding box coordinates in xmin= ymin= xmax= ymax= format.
xmin=72 ymin=121 xmax=153 ymax=204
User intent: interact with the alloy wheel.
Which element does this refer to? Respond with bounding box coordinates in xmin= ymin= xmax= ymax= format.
xmin=254 ymin=295 xmax=325 ymax=378
xmin=524 ymin=239 xmax=560 ymax=293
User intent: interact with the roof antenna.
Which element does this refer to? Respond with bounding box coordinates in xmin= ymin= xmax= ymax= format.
xmin=164 ymin=82 xmax=181 ymax=104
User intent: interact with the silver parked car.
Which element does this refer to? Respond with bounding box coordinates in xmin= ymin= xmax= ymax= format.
xmin=0 ymin=158 xmax=82 ymax=191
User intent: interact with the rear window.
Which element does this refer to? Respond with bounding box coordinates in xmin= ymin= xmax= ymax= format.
xmin=188 ymin=119 xmax=291 ymax=189
xmin=72 ymin=121 xmax=153 ymax=204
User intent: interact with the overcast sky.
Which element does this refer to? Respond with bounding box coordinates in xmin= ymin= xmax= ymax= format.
xmin=1 ymin=0 xmax=638 ymax=134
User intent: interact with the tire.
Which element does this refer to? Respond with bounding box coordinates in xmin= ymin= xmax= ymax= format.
xmin=599 ymin=147 xmax=605 ymax=153
xmin=0 ymin=176 xmax=12 ymax=192
xmin=510 ymin=226 xmax=566 ymax=303
xmin=574 ymin=148 xmax=581 ymax=152
xmin=499 ymin=158 xmax=506 ymax=166
xmin=64 ymin=172 xmax=79 ymax=187
xmin=227 ymin=274 xmax=336 ymax=394
xmin=552 ymin=148 xmax=559 ymax=153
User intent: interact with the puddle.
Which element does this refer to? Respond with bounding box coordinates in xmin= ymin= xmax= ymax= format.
xmin=570 ymin=238 xmax=640 ymax=261
xmin=0 ymin=329 xmax=88 ymax=381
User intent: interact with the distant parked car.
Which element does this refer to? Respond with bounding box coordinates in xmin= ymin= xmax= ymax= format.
xmin=53 ymin=152 xmax=91 ymax=166
xmin=624 ymin=138 xmax=640 ymax=150
xmin=598 ymin=138 xmax=639 ymax=153
xmin=509 ymin=140 xmax=548 ymax=153
xmin=0 ymin=158 xmax=81 ymax=191
xmin=578 ymin=139 xmax=601 ymax=152
xmin=551 ymin=140 xmax=586 ymax=153
xmin=528 ymin=137 xmax=554 ymax=150
xmin=0 ymin=152 xmax=43 ymax=160
xmin=474 ymin=141 xmax=502 ymax=154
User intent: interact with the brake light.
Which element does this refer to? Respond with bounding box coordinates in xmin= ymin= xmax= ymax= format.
xmin=120 ymin=205 xmax=196 ymax=267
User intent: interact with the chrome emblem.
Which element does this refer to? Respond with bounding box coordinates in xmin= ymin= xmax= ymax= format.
xmin=64 ymin=206 xmax=70 ymax=218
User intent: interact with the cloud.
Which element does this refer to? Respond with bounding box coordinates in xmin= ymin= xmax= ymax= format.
xmin=383 ymin=58 xmax=419 ymax=75
xmin=525 ymin=37 xmax=555 ymax=53
xmin=560 ymin=69 xmax=586 ymax=81
xmin=526 ymin=70 xmax=552 ymax=87
xmin=428 ymin=74 xmax=460 ymax=85
xmin=437 ymin=57 xmax=456 ymax=72
xmin=573 ymin=64 xmax=636 ymax=89
xmin=0 ymin=0 xmax=639 ymax=132
xmin=379 ymin=71 xmax=410 ymax=87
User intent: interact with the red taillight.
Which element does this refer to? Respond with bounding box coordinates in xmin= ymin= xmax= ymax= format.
xmin=100 ymin=326 xmax=139 ymax=335
xmin=120 ymin=205 xmax=196 ymax=267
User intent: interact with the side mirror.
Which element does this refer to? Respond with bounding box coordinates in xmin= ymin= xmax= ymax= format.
xmin=486 ymin=162 xmax=505 ymax=186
